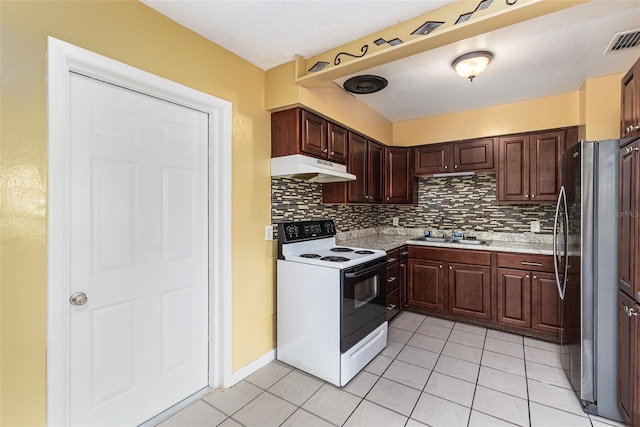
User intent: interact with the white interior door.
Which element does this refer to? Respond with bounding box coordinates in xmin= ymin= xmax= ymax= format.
xmin=67 ymin=72 xmax=209 ymax=426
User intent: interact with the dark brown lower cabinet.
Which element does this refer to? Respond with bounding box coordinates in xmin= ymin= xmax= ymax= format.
xmin=408 ymin=259 xmax=446 ymax=311
xmin=618 ymin=290 xmax=638 ymax=426
xmin=531 ymin=272 xmax=562 ymax=333
xmin=448 ymin=263 xmax=491 ymax=320
xmin=386 ymin=246 xmax=408 ymax=320
xmin=496 ymin=268 xmax=531 ymax=328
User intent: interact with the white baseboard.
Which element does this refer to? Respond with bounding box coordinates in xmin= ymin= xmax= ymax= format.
xmin=227 ymin=348 xmax=276 ymax=387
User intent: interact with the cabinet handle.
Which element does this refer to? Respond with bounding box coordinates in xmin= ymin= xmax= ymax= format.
xmin=525 ymin=194 xmax=529 ymax=198
xmin=626 ymin=125 xmax=640 ymax=135
xmin=449 ymin=265 xmax=452 ymax=270
xmin=444 ymin=165 xmax=448 ymax=169
xmin=533 ymin=275 xmax=537 ymax=279
xmin=387 ymin=304 xmax=396 ymax=311
xmin=526 ymin=275 xmax=530 ymax=279
xmin=626 ymin=146 xmax=633 ymax=154
xmin=400 ymin=251 xmax=409 ymax=256
xmin=323 ymin=148 xmax=328 ymax=153
xmin=386 ymin=197 xmax=390 ymax=201
xmin=387 ymin=258 xmax=397 ymax=263
xmin=387 ymin=276 xmax=397 ymax=283
xmin=454 ymin=165 xmax=458 ymax=169
xmin=439 ymin=264 xmax=443 ymax=269
xmin=531 ymin=194 xmax=535 ymax=199
xmin=520 ymin=261 xmax=543 ymax=267
xmin=624 ymin=305 xmax=639 ymax=317
xmin=330 ymin=151 xmax=335 ymax=155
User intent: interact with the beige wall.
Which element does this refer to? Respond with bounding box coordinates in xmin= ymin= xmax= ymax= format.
xmin=0 ymin=1 xmax=272 ymax=425
xmin=582 ymin=73 xmax=624 ymax=141
xmin=266 ymin=62 xmax=393 ymax=144
xmin=393 ymin=92 xmax=581 ymax=145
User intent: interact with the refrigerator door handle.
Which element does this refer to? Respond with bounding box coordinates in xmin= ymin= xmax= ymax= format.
xmin=561 ymin=189 xmax=569 ymax=299
xmin=553 ymin=186 xmax=566 ymax=299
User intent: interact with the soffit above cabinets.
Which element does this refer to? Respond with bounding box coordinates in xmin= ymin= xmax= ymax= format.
xmin=142 ymin=0 xmax=640 ymax=122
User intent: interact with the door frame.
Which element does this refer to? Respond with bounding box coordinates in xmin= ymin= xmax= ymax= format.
xmin=46 ymin=37 xmax=233 ymax=426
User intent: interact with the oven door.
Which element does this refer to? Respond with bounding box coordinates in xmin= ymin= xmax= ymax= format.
xmin=341 ymin=257 xmax=388 ymax=353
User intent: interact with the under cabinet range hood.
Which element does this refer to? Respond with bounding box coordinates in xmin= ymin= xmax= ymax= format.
xmin=271 ymin=154 xmax=356 ymax=183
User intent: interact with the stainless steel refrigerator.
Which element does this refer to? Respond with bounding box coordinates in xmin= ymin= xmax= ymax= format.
xmin=554 ymin=139 xmax=622 ymax=422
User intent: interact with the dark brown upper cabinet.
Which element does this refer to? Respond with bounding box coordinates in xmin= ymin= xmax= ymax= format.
xmin=384 ymin=146 xmax=417 ymax=204
xmin=414 ymin=138 xmax=495 ymax=175
xmin=621 ymin=57 xmax=640 ymax=146
xmin=619 ymin=140 xmax=639 ymax=300
xmin=497 ymin=130 xmax=565 ymax=204
xmin=323 ymin=133 xmax=383 ymax=204
xmin=271 ymin=108 xmax=348 ymax=164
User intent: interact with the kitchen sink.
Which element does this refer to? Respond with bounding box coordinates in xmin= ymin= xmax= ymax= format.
xmin=410 ymin=236 xmax=489 ymax=245
xmin=450 ymin=239 xmax=488 ymax=245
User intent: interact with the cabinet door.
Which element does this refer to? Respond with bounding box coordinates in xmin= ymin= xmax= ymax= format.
xmin=327 ymin=122 xmax=348 ymax=164
xmin=347 ymin=133 xmax=368 ymax=203
xmin=414 ymin=143 xmax=449 ymax=174
xmin=619 ymin=142 xmax=638 ymax=298
xmin=621 ymin=62 xmax=639 ymax=144
xmin=367 ymin=141 xmax=384 ymax=203
xmin=448 ymin=263 xmax=491 ymax=320
xmin=498 ymin=135 xmax=530 ymax=203
xmin=531 ymin=272 xmax=562 ymax=334
xmin=385 ymin=147 xmax=415 ymax=204
xmin=617 ymin=290 xmax=636 ymax=425
xmin=496 ymin=268 xmax=531 ymax=328
xmin=300 ymin=110 xmax=327 ymax=158
xmin=530 ymin=130 xmax=564 ymax=202
xmin=452 ymin=138 xmax=495 ymax=172
xmin=408 ymin=259 xmax=446 ymax=311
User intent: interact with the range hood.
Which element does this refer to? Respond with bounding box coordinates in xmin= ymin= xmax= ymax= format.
xmin=271 ymin=154 xmax=356 ymax=183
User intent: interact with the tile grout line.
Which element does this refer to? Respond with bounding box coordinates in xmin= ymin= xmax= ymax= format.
xmin=465 ymin=325 xmax=488 ymax=427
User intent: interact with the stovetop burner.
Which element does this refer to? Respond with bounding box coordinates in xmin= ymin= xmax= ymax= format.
xmin=300 ymin=254 xmax=321 ymax=258
xmin=320 ymin=256 xmax=351 ymax=262
xmin=331 ymin=247 xmax=354 ymax=253
xmin=354 ymin=250 xmax=374 ymax=254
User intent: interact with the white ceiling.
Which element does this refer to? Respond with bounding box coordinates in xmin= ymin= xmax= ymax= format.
xmin=142 ymin=0 xmax=640 ymax=122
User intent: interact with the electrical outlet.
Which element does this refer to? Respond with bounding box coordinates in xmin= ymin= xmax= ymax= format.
xmin=530 ymin=220 xmax=540 ymax=233
xmin=392 ymin=217 xmax=399 ymax=227
xmin=265 ymin=225 xmax=274 ymax=240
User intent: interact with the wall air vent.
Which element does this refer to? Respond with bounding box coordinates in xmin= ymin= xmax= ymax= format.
xmin=603 ymin=29 xmax=640 ymax=54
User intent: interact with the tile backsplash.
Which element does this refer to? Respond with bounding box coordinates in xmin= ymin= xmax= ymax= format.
xmin=272 ymin=174 xmax=555 ymax=235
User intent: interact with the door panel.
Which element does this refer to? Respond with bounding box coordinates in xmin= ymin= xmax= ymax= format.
xmin=414 ymin=143 xmax=449 ymax=174
xmin=452 ymin=138 xmax=495 ymax=172
xmin=327 ymin=122 xmax=348 ymax=164
xmin=69 ymin=73 xmax=208 ymax=426
xmin=347 ymin=133 xmax=367 ymax=203
xmin=496 ymin=268 xmax=530 ymax=328
xmin=408 ymin=259 xmax=446 ymax=311
xmin=301 ymin=110 xmax=326 ymax=157
xmin=531 ymin=272 xmax=562 ymax=334
xmin=530 ymin=131 xmax=564 ymax=202
xmin=498 ymin=135 xmax=530 ymax=202
xmin=448 ymin=263 xmax=491 ymax=320
xmin=367 ymin=141 xmax=384 ymax=203
xmin=617 ymin=291 xmax=636 ymax=425
xmin=619 ymin=143 xmax=637 ymax=297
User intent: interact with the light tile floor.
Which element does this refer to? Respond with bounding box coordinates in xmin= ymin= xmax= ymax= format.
xmin=158 ymin=311 xmax=629 ymax=427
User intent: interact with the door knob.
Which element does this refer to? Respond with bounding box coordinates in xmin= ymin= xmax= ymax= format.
xmin=69 ymin=292 xmax=88 ymax=306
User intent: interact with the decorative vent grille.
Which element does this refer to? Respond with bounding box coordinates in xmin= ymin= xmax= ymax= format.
xmin=604 ymin=29 xmax=640 ymax=54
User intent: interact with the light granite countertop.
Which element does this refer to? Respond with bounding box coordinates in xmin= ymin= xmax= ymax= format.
xmin=336 ymin=228 xmax=554 ymax=255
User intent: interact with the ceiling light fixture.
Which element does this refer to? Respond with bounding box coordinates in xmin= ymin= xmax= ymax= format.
xmin=451 ymin=51 xmax=494 ymax=82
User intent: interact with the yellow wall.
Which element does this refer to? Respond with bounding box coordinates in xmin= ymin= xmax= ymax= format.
xmin=266 ymin=62 xmax=393 ymax=144
xmin=582 ymin=73 xmax=623 ymax=141
xmin=393 ymin=92 xmax=581 ymax=145
xmin=0 ymin=1 xmax=272 ymax=424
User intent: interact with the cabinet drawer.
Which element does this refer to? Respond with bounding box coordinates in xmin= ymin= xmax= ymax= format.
xmin=496 ymin=252 xmax=554 ymax=272
xmin=387 ymin=263 xmax=400 ymax=293
xmin=386 ymin=288 xmax=400 ymax=321
xmin=387 ymin=248 xmax=400 ymax=264
xmin=409 ymin=246 xmax=491 ymax=266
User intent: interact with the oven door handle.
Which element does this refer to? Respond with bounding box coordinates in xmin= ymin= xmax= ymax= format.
xmin=344 ymin=262 xmax=386 ymax=279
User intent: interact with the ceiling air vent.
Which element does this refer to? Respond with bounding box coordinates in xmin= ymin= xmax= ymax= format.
xmin=604 ymin=29 xmax=640 ymax=54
